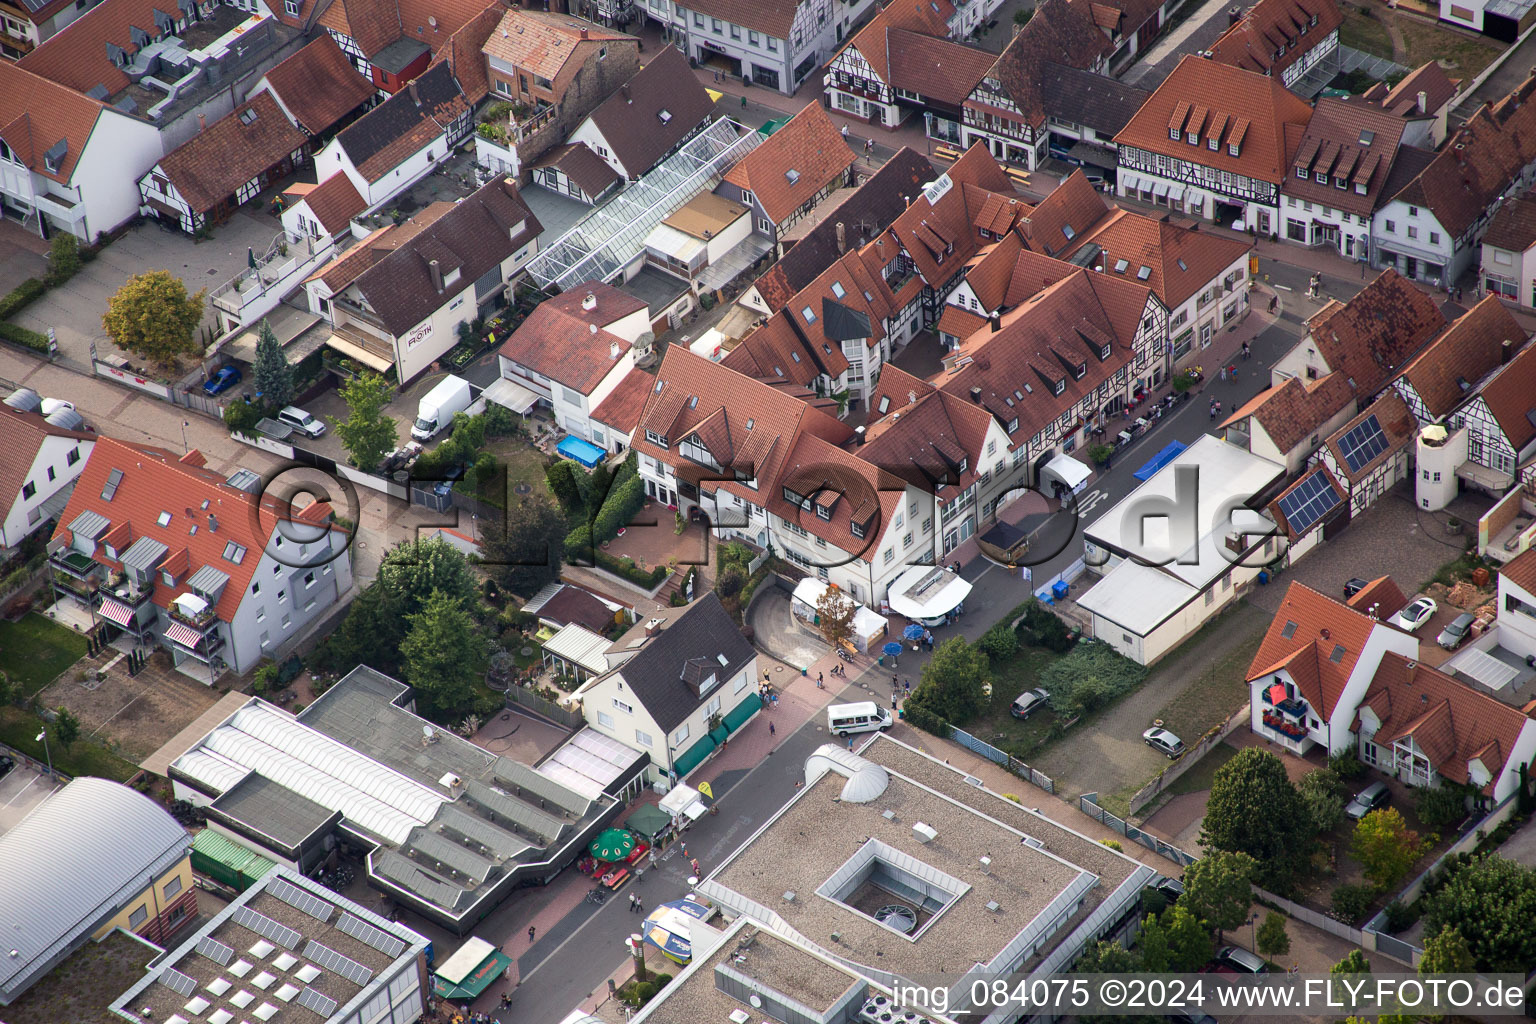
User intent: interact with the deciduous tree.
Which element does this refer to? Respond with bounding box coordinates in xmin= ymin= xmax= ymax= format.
xmin=379 ymin=535 xmax=478 ymax=615
xmin=1199 ymin=747 xmax=1309 ymax=887
xmin=1256 ymin=912 xmax=1291 ymax=958
xmin=910 ymin=637 xmax=989 ymax=726
xmin=101 ymin=270 xmax=205 ymax=366
xmin=1421 ymin=854 xmax=1536 ymax=972
xmin=400 ymin=590 xmax=487 ymax=720
xmin=336 ymin=372 xmax=397 ymax=472
xmin=1418 ymin=927 xmax=1474 ymax=975
xmin=1298 ymin=766 xmax=1345 ymax=836
xmin=1351 ymin=808 xmax=1431 ymax=891
xmin=53 ymin=707 xmax=80 ymax=750
xmin=481 ymin=495 xmax=568 ymax=597
xmin=1182 ymin=849 xmax=1256 ymax=938
xmin=815 ymin=585 xmax=856 ymax=653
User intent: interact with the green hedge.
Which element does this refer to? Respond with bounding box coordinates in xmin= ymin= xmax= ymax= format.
xmin=593 ymin=474 xmax=645 ymax=543
xmin=0 ymin=322 xmax=48 ymax=351
xmin=596 ymin=550 xmax=668 ymax=589
xmin=0 ymin=278 xmax=45 ymax=321
xmin=1039 ymin=642 xmax=1147 ymax=717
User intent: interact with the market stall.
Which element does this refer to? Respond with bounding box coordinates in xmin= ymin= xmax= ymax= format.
xmin=790 ymin=579 xmax=887 ymax=652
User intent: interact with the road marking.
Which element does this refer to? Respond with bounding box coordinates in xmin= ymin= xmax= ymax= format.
xmin=1074 ymin=489 xmax=1109 ymax=518
xmin=1275 ymin=284 xmax=1293 ymax=291
xmin=2 ymin=775 xmax=42 ymax=808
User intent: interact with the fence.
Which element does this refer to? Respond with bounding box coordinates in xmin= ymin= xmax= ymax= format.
xmin=1251 ymin=884 xmax=1365 ymax=948
xmin=948 ymin=726 xmax=1056 ymax=794
xmin=1127 ymin=703 xmax=1251 ymax=815
xmin=91 ymin=356 xmax=225 ymax=419
xmin=505 ymin=684 xmax=585 ymax=729
xmin=1033 ymin=555 xmax=1087 ymax=602
xmin=1078 ymin=794 xmax=1197 ymax=867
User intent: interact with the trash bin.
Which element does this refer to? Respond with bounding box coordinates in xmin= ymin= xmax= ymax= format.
xmin=1258 ymin=570 xmax=1270 ymax=585
xmin=1051 ymin=580 xmax=1069 ymax=601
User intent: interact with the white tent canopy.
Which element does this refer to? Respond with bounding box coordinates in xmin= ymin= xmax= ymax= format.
xmin=481 ymin=378 xmax=540 ymax=415
xmin=790 ymin=579 xmax=887 ymax=650
xmin=886 ymin=565 xmax=972 ymax=623
xmin=659 ymin=783 xmax=708 ymax=821
xmin=435 ymin=937 xmax=496 ymax=985
xmin=1040 ymin=453 xmax=1091 ymax=496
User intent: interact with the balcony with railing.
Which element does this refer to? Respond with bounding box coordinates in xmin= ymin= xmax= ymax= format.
xmin=328 ymin=319 xmax=397 ymax=369
xmin=51 ymin=570 xmax=100 ymax=602
xmin=167 ymin=601 xmax=221 ymax=633
xmin=103 ymin=570 xmax=157 ymax=609
xmin=51 ymin=548 xmax=102 ymax=579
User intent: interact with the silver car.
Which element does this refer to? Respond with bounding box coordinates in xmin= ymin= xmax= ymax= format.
xmin=1437 ymin=613 xmax=1475 ymax=650
xmin=1345 ymin=781 xmax=1390 ymax=820
xmin=1143 ymin=727 xmax=1185 ymax=759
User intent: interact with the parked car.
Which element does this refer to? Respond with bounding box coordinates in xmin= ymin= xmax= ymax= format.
xmin=1437 ymin=612 xmax=1476 ymax=651
xmin=202 ymin=366 xmax=242 ymax=396
xmin=1010 ymin=688 xmax=1051 ymax=719
xmin=1154 ymin=877 xmax=1185 ymax=902
xmin=277 ymin=405 xmax=326 ymax=438
xmin=1345 ymin=780 xmax=1391 ymax=820
xmin=0 ymin=754 xmax=13 ymax=780
xmin=1388 ymin=596 xmax=1437 ymax=634
xmin=1344 ymin=577 xmax=1370 ymax=599
xmin=1143 ymin=727 xmax=1185 ymax=759
xmin=1216 ymin=945 xmax=1268 ymax=974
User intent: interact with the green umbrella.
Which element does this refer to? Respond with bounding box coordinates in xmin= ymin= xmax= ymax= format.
xmin=590 ymin=827 xmax=635 ymax=862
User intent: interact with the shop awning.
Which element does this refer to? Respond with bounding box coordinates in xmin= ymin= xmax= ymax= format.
xmin=326 ymin=333 xmax=394 ymax=373
xmin=1040 ymin=453 xmax=1092 ymax=495
xmin=99 ymin=597 xmax=134 ymax=627
xmin=625 ymin=803 xmax=673 ymax=839
xmin=482 ymin=378 xmax=540 ymax=414
xmin=1153 ymin=180 xmax=1170 ymax=198
xmin=164 ymin=620 xmax=205 ymax=649
xmin=433 ymin=945 xmax=514 ymax=1001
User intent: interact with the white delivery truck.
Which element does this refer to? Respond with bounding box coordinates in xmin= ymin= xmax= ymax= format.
xmin=411 ymin=375 xmax=473 ymax=441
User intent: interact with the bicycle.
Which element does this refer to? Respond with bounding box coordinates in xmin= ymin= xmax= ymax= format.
xmin=586 ymin=888 xmax=609 ymax=905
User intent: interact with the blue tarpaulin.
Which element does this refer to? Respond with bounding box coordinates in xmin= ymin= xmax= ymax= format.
xmin=1133 ymin=441 xmax=1187 ymax=481
xmin=557 ymin=435 xmax=605 ymax=468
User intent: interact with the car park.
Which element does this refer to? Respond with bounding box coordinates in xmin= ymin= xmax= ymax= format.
xmin=1216 ymin=946 xmax=1268 ymax=973
xmin=1143 ymin=727 xmax=1185 ymax=758
xmin=1345 ymin=780 xmax=1390 ymax=820
xmin=277 ymin=405 xmax=326 ymax=437
xmin=202 ymin=366 xmax=242 ymax=396
xmin=1010 ymin=688 xmax=1051 ymax=719
xmin=1388 ymin=597 xmax=1437 ymax=633
xmin=1437 ymin=613 xmax=1476 ymax=651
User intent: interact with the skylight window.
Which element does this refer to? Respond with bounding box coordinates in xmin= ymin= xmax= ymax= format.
xmin=831 ymin=281 xmax=846 ymax=298
xmin=223 ymin=542 xmax=246 ymax=564
xmin=802 ymin=306 xmax=816 ymax=323
xmin=1113 ymin=258 xmax=1128 ymax=273
xmin=1136 ymin=266 xmax=1152 ymax=281
xmin=158 ymin=511 xmax=172 ymax=527
xmin=1176 ymin=258 xmax=1188 ymax=271
xmin=239 ymin=107 xmax=257 ymax=125
xmin=1061 ymin=224 xmax=1075 ymax=240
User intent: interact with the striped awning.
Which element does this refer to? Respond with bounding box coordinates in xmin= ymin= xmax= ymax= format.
xmin=163 ymin=620 xmax=205 ymax=650
xmin=99 ymin=597 xmax=134 ymax=627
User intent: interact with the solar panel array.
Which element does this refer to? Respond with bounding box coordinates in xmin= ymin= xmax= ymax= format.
xmin=304 ymin=940 xmax=374 ymax=986
xmin=230 ymin=907 xmax=303 ymax=951
xmin=161 ymin=968 xmax=199 ymax=997
xmin=196 ymin=936 xmax=235 ymax=966
xmin=1338 ymin=414 xmax=1390 ymax=473
xmin=266 ymin=877 xmax=335 ymax=923
xmin=1277 ymin=471 xmax=1343 ymax=534
xmin=336 ymin=913 xmax=407 ymax=959
xmin=295 ymin=987 xmax=339 ymax=1017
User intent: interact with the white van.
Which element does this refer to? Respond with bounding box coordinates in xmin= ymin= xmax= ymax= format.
xmin=827 ymin=702 xmax=892 ymax=736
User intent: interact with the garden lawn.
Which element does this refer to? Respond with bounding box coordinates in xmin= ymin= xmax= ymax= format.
xmin=1338 ymin=7 xmax=1393 ymax=58
xmin=471 ymin=443 xmax=554 ymax=508
xmin=0 ymin=613 xmax=88 ymax=697
xmin=1150 ymin=610 xmax=1267 ymax=745
xmin=1396 ymin=18 xmax=1502 ymax=77
xmin=963 ymin=647 xmax=1061 ymax=758
xmin=0 ymin=706 xmax=137 ymax=781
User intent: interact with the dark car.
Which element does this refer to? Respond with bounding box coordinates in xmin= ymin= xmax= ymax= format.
xmin=202 ymin=365 xmax=242 ymax=396
xmin=0 ymin=754 xmax=13 ymax=780
xmin=1437 ymin=612 xmax=1476 ymax=651
xmin=1155 ymin=877 xmax=1185 ymax=903
xmin=1010 ymin=688 xmax=1051 ymax=719
xmin=1344 ymin=577 xmax=1370 ymax=599
xmin=1345 ymin=781 xmax=1391 ymax=820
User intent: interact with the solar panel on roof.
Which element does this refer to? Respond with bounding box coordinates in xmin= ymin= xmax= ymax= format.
xmin=296 ymin=987 xmax=339 ymax=1017
xmin=265 ymin=877 xmax=335 ymax=923
xmin=303 ymin=940 xmax=373 ymax=986
xmin=229 ymin=906 xmax=302 ymax=950
xmin=1338 ymin=413 xmax=1390 ymax=472
xmin=336 ymin=913 xmax=407 ymax=958
xmin=197 ymin=936 xmax=235 ymax=966
xmin=1276 ymin=471 xmax=1343 ymax=534
xmin=161 ymin=968 xmax=199 ymax=997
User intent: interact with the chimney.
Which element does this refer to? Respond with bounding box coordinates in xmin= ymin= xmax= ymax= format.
xmin=836 ymin=221 xmax=846 ymax=254
xmin=1503 ymin=338 xmax=1515 ymax=364
xmin=969 ymin=385 xmax=982 ymax=403
xmin=1228 ymin=5 xmax=1241 ymax=24
xmin=409 ymin=80 xmax=420 ymax=105
xmin=610 ymin=340 xmax=620 ymax=359
xmin=644 ymin=616 xmax=663 ymax=637
xmin=854 ymin=424 xmax=866 ymax=445
xmin=1404 ymin=660 xmax=1418 ymax=686
xmin=990 ymin=311 xmax=1001 ymax=332
xmin=429 ymin=258 xmax=443 ymax=293
xmin=198 ymin=113 xmax=206 ymax=130
xmin=582 ymin=291 xmax=597 ymax=311
xmin=580 ymin=26 xmax=588 ymax=38
xmin=1418 ymin=90 xmax=1428 ymax=113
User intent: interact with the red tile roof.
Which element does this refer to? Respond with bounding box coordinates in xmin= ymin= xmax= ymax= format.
xmin=1222 ymin=371 xmax=1354 ymax=454
xmin=49 ymin=437 xmax=302 ymax=623
xmin=1500 ymin=547 xmax=1536 ymax=597
xmin=480 ymin=10 xmax=633 ymax=98
xmin=427 ymin=0 xmax=503 ymax=104
xmin=1283 ymin=96 xmax=1410 ymax=219
xmin=881 ymin=143 xmax=1018 ymax=290
xmin=0 ymin=60 xmax=107 ymax=185
xmin=292 ymin=171 xmax=367 ymax=236
xmin=677 ymin=0 xmax=799 ymax=41
xmin=585 ymin=46 xmax=714 ymax=178
xmin=984 ymin=0 xmax=1113 ymax=125
xmin=1248 ymin=580 xmax=1380 ymax=718
xmin=155 ymin=93 xmax=307 ymax=215
xmin=1115 ymin=55 xmax=1316 ymax=186
xmin=1476 ymin=334 xmax=1536 ymax=452
xmin=839 ymin=0 xmax=952 ymax=87
xmin=258 ymin=35 xmax=376 ymax=137
xmin=1320 ymin=389 xmax=1415 ymax=484
xmin=887 ymin=33 xmax=993 ymax=109
xmin=335 ymin=62 xmax=468 ymax=183
xmin=500 ymin=300 xmax=632 ymax=395
xmin=1345 ymin=575 xmax=1407 ymax=620
xmin=722 ymin=102 xmax=856 ymax=227
xmin=591 ymin=366 xmax=653 ymax=437
xmin=1395 ymin=295 xmax=1524 ymax=420
xmin=1207 ymin=0 xmax=1344 ymax=82
xmin=862 ymin=365 xmax=996 ymax=499
xmin=318 ymin=0 xmax=403 ymax=59
xmin=1362 ymin=651 xmax=1531 ymax=794
xmin=957 ymin=232 xmax=1022 ymax=313
xmin=1482 ymin=193 xmax=1536 ymax=254
xmin=1016 ymin=170 xmax=1112 ymax=258
xmin=0 ymin=407 xmax=93 ymax=515
xmin=1379 ymin=61 xmax=1460 ymax=119
xmin=1077 ymin=208 xmax=1253 ymax=309
xmin=531 ymin=143 xmax=622 ymax=199
xmin=1305 ymin=267 xmax=1447 ymax=399
xmin=723 ymin=309 xmax=850 ymax=389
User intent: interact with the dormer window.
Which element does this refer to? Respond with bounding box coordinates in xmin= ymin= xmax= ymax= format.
xmin=1100 ymin=343 xmax=1112 ymax=359
xmin=1186 ymin=131 xmax=1199 ymax=145
xmin=645 ymin=429 xmax=669 ymax=449
xmin=284 ymin=0 xmax=298 ymax=14
xmin=1228 ymin=143 xmax=1240 ymax=157
xmin=1296 ymin=166 xmax=1308 ymax=180
xmin=1355 ymin=182 xmax=1367 ymax=195
xmin=1208 ymin=135 xmax=1219 ymax=151
xmin=1052 ymin=379 xmax=1065 ymax=396
xmin=1315 ymin=172 xmax=1327 ymax=184
xmin=1169 ymin=127 xmax=1181 ymax=140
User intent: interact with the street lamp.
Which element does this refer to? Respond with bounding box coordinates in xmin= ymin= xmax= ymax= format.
xmin=36 ymin=728 xmax=53 ymax=779
xmin=180 ymin=420 xmax=190 ymax=454
xmin=1248 ymin=912 xmax=1258 ymax=953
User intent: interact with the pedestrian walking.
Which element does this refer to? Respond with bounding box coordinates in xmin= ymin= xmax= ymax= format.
xmin=690 ymin=857 xmax=700 ymax=875
xmin=635 ymin=897 xmax=643 ymax=913
xmin=1227 ymin=364 xmax=1237 ymax=380
xmin=1209 ymin=401 xmax=1217 ymax=421
xmin=769 ymin=721 xmax=776 ymax=736
xmin=904 ymin=678 xmax=911 ymax=694
xmin=847 ymin=737 xmax=854 ymax=750
xmin=629 ymin=893 xmax=639 ymax=912
xmin=1241 ymin=340 xmax=1250 ymax=360
xmin=892 ymin=673 xmax=898 ymax=689
xmin=527 ymin=926 xmax=536 ymax=943
xmin=840 ymin=124 xmax=849 ymax=139
xmin=817 ymin=671 xmax=825 ymax=688
xmin=1218 ymin=366 xmax=1226 ymax=382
